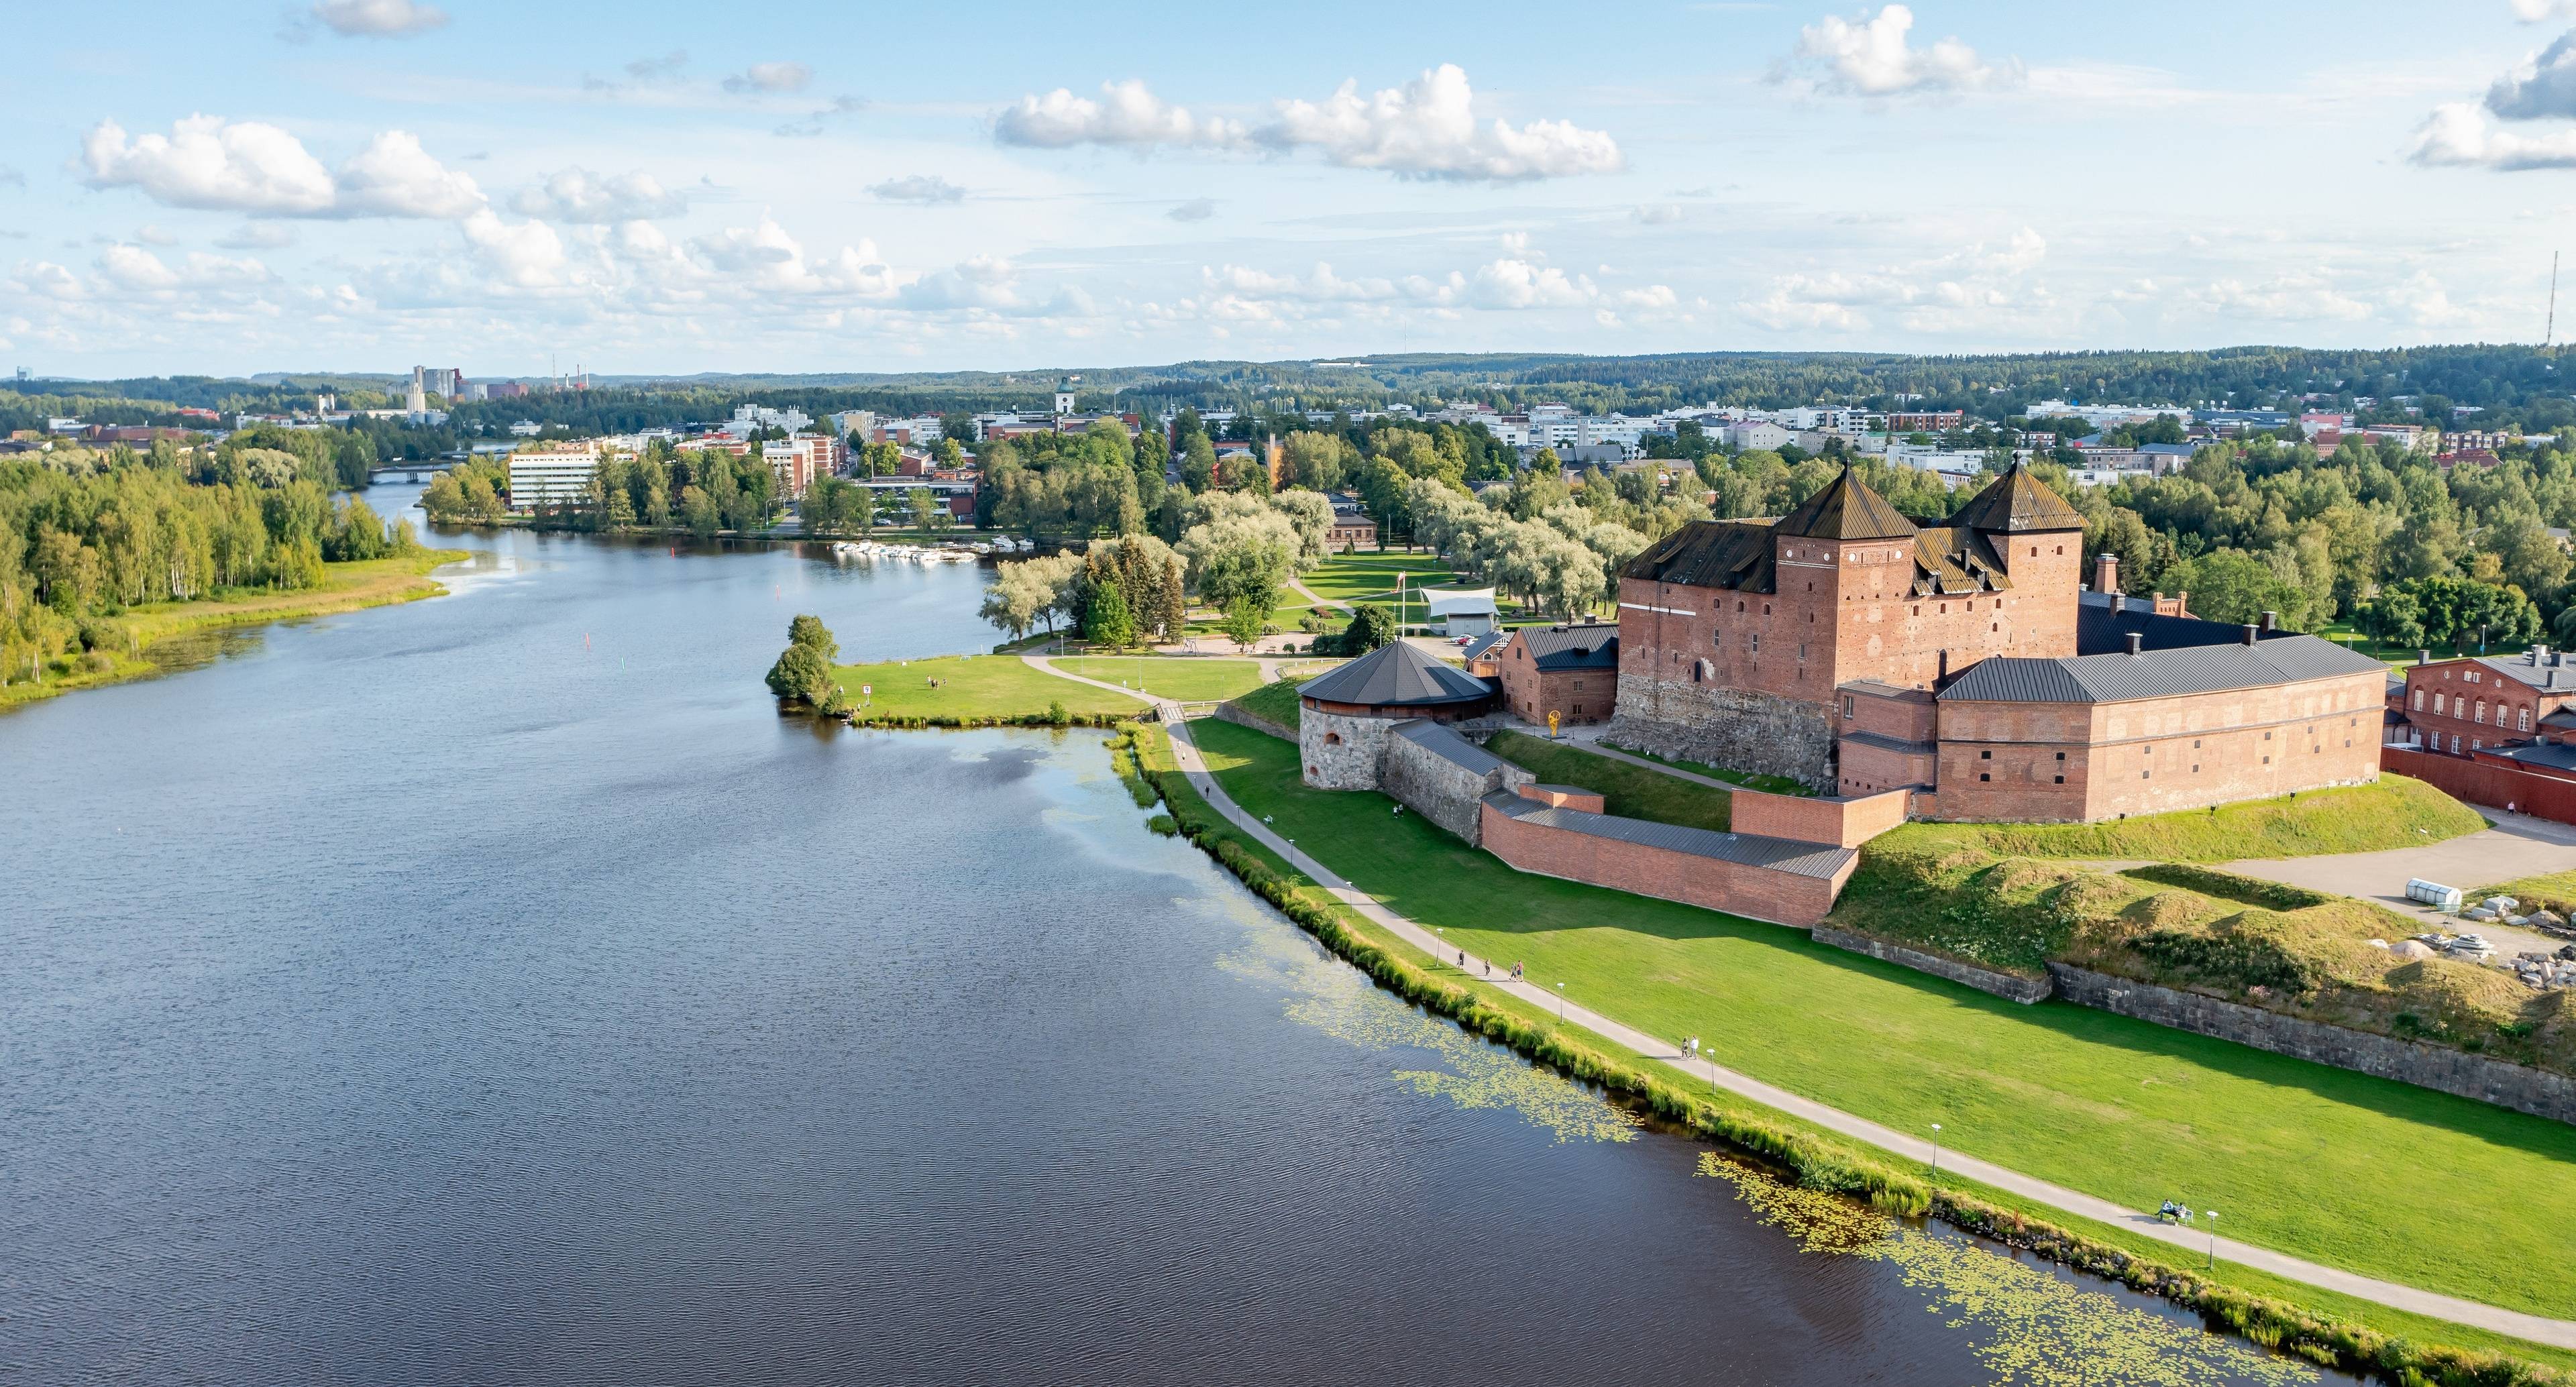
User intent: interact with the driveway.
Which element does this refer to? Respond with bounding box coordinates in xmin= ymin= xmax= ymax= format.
xmin=2222 ymin=809 xmax=2576 ymax=952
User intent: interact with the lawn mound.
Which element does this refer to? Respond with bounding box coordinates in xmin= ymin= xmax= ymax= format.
xmin=1229 ymin=677 xmax=1304 ymax=734
xmin=1485 ymin=731 xmax=1734 ymax=833
xmin=1833 ymin=832 xmax=2576 ymax=1076
xmin=1874 ymin=773 xmax=2483 ymax=863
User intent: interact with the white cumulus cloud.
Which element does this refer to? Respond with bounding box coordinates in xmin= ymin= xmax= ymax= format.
xmin=460 ymin=209 xmax=567 ymax=288
xmin=690 ymin=213 xmax=898 ymax=297
xmin=217 ymin=222 xmax=299 ymax=249
xmin=2514 ymin=0 xmax=2576 ymax=20
xmin=307 ymin=0 xmax=448 ymax=36
xmin=83 ymin=115 xmax=337 ymax=215
xmin=83 ymin=115 xmax=488 ymax=219
xmin=2408 ymin=101 xmax=2576 ymax=170
xmin=869 ymin=175 xmax=967 ymax=204
xmin=2485 ymin=30 xmax=2576 ymax=119
xmin=512 ymin=168 xmax=687 ymax=223
xmin=724 ymin=62 xmax=812 ymax=94
xmin=997 ymin=65 xmax=1620 ymax=180
xmin=1780 ymin=5 xmax=2023 ymax=97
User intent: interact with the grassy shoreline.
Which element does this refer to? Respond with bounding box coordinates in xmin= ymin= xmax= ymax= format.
xmin=1 ymin=547 xmax=470 ymax=712
xmin=1132 ymin=722 xmax=2571 ymax=1383
xmin=1182 ymin=715 xmax=2576 ymax=1324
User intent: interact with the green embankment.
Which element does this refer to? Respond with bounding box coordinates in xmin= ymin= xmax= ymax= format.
xmin=1183 ymin=716 xmax=2576 ymax=1324
xmin=1882 ymin=775 xmax=2485 ymax=862
xmin=1 ymin=548 xmax=470 ymax=712
xmin=1486 ymin=730 xmax=1734 ymax=832
xmin=830 ymin=655 xmax=1143 ymax=725
xmin=2469 ymin=869 xmax=2576 ymax=921
xmin=1593 ymin=738 xmax=1816 ymax=795
xmin=1142 ymin=722 xmax=2573 ymax=1383
xmin=1232 ymin=677 xmax=1305 ymax=732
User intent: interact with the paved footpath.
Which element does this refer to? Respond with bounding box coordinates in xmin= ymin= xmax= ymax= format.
xmin=1152 ymin=713 xmax=2576 ymax=1350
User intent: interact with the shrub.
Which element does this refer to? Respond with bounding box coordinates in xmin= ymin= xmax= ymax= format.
xmin=2133 ymin=909 xmax=2324 ymax=994
xmin=2127 ymin=863 xmax=2332 ymax=911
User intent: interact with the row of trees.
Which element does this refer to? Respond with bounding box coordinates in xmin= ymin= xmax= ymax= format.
xmin=977 ymin=490 xmax=1331 ymax=647
xmin=2 ymin=448 xmax=416 ymax=688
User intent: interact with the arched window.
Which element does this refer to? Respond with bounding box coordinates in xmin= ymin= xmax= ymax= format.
xmin=1324 ymin=731 xmax=1342 ymax=744
xmin=1693 ymin=658 xmax=1713 ymax=683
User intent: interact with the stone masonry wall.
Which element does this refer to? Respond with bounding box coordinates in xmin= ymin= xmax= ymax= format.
xmin=1300 ymin=706 xmax=1395 ymax=790
xmin=1381 ymin=728 xmax=1532 ymax=846
xmin=1604 ymin=675 xmax=1835 ymax=791
xmin=1811 ymin=926 xmax=2055 ymax=1005
xmin=2047 ymin=964 xmax=2576 ymax=1127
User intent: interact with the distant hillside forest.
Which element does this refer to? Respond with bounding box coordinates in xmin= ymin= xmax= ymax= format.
xmin=13 ymin=343 xmax=2576 ymax=441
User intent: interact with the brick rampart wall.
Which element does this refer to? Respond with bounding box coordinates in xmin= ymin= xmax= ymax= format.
xmin=1478 ymin=802 xmax=1853 ymax=928
xmin=2382 ymin=746 xmax=2576 ymax=823
xmin=1730 ymin=786 xmax=1913 ymax=848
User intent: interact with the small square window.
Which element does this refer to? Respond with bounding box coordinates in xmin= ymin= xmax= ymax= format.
xmin=1980 ymin=749 xmax=1992 ymax=760
xmin=2052 ymin=775 xmax=2064 ymax=784
xmin=1980 ymin=773 xmax=1991 ymax=781
xmin=2054 ymin=751 xmax=2065 ymax=761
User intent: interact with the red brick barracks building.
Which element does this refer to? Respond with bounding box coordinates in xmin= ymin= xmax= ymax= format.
xmin=1608 ymin=465 xmax=2390 ymax=823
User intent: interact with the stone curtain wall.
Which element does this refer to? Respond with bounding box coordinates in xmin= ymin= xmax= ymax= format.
xmin=1604 ymin=675 xmax=1836 ymax=791
xmin=1382 ymin=731 xmax=1532 ymax=846
xmin=1810 ymin=926 xmax=2055 ymax=1004
xmin=1215 ymin=702 xmax=1295 ymax=742
xmin=2047 ymin=964 xmax=2576 ymax=1127
xmin=1300 ymin=707 xmax=1397 ymax=790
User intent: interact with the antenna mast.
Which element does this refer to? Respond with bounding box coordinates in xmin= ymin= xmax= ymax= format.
xmin=2551 ymin=252 xmax=2561 ymax=347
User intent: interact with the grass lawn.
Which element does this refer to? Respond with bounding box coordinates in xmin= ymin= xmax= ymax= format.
xmin=1300 ymin=552 xmax=1461 ymax=608
xmin=1595 ymin=738 xmax=1816 ymax=795
xmin=1876 ymin=773 xmax=2485 ymax=863
xmin=1187 ymin=716 xmax=2576 ymax=1321
xmin=1050 ymin=656 xmax=1267 ymax=702
xmin=2312 ymin=620 xmax=2498 ymax=669
xmin=831 ymin=654 xmax=1144 ymax=722
xmin=2 ymin=547 xmax=470 ymax=711
xmin=1488 ymin=730 xmax=1734 ymax=832
xmin=1232 ymin=677 xmax=1305 ymax=730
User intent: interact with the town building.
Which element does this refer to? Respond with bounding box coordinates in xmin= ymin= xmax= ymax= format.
xmin=1493 ymin=622 xmax=1619 ymax=726
xmin=507 ymin=443 xmax=608 ymax=510
xmin=1424 ymin=587 xmax=1499 ymax=637
xmin=2396 ymin=649 xmax=2576 ymax=759
xmin=1607 ymin=464 xmax=2389 ymax=820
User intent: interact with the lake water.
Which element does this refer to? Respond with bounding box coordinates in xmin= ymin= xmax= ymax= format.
xmin=0 ymin=483 xmax=2352 ymax=1386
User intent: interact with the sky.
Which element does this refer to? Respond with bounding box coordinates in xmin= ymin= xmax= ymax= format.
xmin=7 ymin=0 xmax=2576 ymax=380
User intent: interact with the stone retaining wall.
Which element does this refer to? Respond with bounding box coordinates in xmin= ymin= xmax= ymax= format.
xmin=1383 ymin=727 xmax=1531 ymax=846
xmin=1214 ymin=702 xmax=1294 ymax=742
xmin=2047 ymin=964 xmax=2576 ymax=1127
xmin=1810 ymin=927 xmax=2055 ymax=1004
xmin=1604 ymin=677 xmax=1835 ymax=792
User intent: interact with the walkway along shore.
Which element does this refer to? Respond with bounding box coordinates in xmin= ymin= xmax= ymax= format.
xmin=1136 ymin=704 xmax=2576 ymax=1352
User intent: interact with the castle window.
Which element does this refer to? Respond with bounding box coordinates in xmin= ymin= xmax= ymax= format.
xmin=2192 ymin=764 xmax=2200 ymax=773
xmin=1694 ymin=658 xmax=1714 ymax=683
xmin=1980 ymin=773 xmax=1990 ymax=781
xmin=1843 ymin=696 xmax=1854 ymax=717
xmin=2411 ymin=691 xmax=2422 ymax=710
xmin=2521 ymin=708 xmax=2532 ymax=730
xmin=1980 ymin=749 xmax=1992 ymax=759
xmin=1713 ymin=630 xmax=1723 ymax=649
xmin=2053 ymin=775 xmax=2065 ymax=784
xmin=2143 ymin=770 xmax=2151 ymax=779
xmin=2055 ymin=751 xmax=2065 ymax=760
xmin=1324 ymin=732 xmax=1342 ymax=745
xmin=1573 ymin=680 xmax=1583 ymax=691
xmin=2055 ymin=545 xmax=2064 ymax=555
xmin=1751 ymin=634 xmax=1761 ymax=655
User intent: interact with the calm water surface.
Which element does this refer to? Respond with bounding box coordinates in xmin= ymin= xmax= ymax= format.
xmin=0 ymin=486 xmax=2351 ymax=1385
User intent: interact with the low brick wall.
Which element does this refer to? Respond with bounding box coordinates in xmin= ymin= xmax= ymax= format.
xmin=1479 ymin=801 xmax=1852 ymax=928
xmin=1517 ymin=783 xmax=1607 ymax=813
xmin=1214 ymin=702 xmax=1294 ymax=742
xmin=2383 ymin=745 xmax=2576 ymax=824
xmin=1811 ymin=926 xmax=2055 ymax=1004
xmin=1732 ymin=785 xmax=1913 ymax=848
xmin=2047 ymin=964 xmax=2576 ymax=1127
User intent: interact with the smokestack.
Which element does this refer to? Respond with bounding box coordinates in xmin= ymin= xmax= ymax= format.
xmin=2108 ymin=592 xmax=2126 ymax=614
xmin=2094 ymin=552 xmax=2120 ymax=596
xmin=2418 ymin=648 xmax=2432 ymax=665
xmin=2259 ymin=610 xmax=2278 ymax=632
xmin=2241 ymin=624 xmax=2259 ymax=646
xmin=2127 ymin=632 xmax=2145 ymax=657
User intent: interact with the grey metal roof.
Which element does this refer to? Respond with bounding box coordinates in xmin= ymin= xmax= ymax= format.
xmin=1941 ymin=633 xmax=2388 ymax=705
xmin=2463 ymin=653 xmax=2576 ymax=692
xmin=1391 ymin=718 xmax=1510 ymax=777
xmin=1298 ymin=639 xmax=1493 ymax=707
xmin=1839 ymin=729 xmax=1934 ymax=756
xmin=1482 ymin=790 xmax=1858 ymax=880
xmin=1460 ymin=630 xmax=1511 ymax=663
xmin=2484 ymin=740 xmax=2576 ymax=772
xmin=1513 ymin=622 xmax=1621 ymax=671
xmin=2075 ymin=590 xmax=2305 ymax=655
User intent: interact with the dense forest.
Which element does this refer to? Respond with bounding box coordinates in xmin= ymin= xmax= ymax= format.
xmin=1 ymin=433 xmax=422 ymax=689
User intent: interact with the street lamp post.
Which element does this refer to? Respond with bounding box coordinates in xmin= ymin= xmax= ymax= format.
xmin=1929 ymin=1123 xmax=1943 ymax=1182
xmin=1555 ymin=981 xmax=1566 ymax=1019
xmin=2206 ymin=1209 xmax=2219 ymax=1270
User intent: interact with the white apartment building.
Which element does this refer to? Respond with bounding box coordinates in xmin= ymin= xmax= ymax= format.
xmin=2022 ymin=400 xmax=2193 ymax=429
xmin=1721 ymin=421 xmax=1792 ymax=451
xmin=508 ymin=420 xmax=544 ymax=437
xmin=724 ymin=404 xmax=814 ymax=437
xmin=509 ymin=444 xmax=606 ymax=510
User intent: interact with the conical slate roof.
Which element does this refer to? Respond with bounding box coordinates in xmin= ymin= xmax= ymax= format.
xmin=1298 ymin=639 xmax=1493 ymax=708
xmin=1774 ymin=467 xmax=1917 ymax=541
xmin=1947 ymin=462 xmax=2085 ymax=533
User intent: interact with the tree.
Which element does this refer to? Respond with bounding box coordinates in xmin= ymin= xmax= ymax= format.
xmin=1084 ymin=581 xmax=1136 ymax=647
xmin=1222 ymin=597 xmax=1269 ymax=653
xmin=765 ymin=614 xmax=844 ymax=712
xmin=1319 ymin=602 xmax=1396 ymax=655
xmin=2163 ymin=549 xmax=2308 ymax=629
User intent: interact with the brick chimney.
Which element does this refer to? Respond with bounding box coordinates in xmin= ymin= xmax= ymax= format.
xmin=2094 ymin=552 xmax=2120 ymax=595
xmin=2241 ymin=624 xmax=2259 ymax=646
xmin=2259 ymin=610 xmax=2278 ymax=632
xmin=2126 ymin=632 xmax=2144 ymax=656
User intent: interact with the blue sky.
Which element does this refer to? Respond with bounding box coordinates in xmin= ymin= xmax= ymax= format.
xmin=5 ymin=0 xmax=2573 ymax=378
